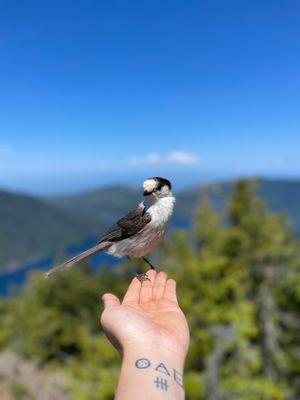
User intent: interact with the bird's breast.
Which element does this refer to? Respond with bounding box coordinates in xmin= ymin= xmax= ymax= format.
xmin=107 ymin=195 xmax=175 ymax=258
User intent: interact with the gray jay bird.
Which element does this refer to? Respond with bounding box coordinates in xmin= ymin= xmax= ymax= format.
xmin=45 ymin=177 xmax=175 ymax=280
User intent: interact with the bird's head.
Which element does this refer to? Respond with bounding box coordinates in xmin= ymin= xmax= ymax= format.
xmin=143 ymin=177 xmax=172 ymax=199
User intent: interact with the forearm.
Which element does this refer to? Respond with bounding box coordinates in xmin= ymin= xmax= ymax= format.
xmin=115 ymin=347 xmax=186 ymax=400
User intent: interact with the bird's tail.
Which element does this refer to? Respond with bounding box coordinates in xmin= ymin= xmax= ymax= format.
xmin=44 ymin=242 xmax=110 ymax=277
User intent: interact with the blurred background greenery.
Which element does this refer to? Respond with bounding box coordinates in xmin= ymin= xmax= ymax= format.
xmin=1 ymin=180 xmax=299 ymax=399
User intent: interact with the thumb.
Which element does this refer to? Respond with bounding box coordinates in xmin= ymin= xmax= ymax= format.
xmin=102 ymin=293 xmax=120 ymax=309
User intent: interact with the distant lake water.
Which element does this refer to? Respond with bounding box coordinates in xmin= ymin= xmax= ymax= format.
xmin=0 ymin=237 xmax=120 ymax=297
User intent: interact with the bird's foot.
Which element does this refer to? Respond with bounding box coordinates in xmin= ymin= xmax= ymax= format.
xmin=135 ymin=272 xmax=150 ymax=282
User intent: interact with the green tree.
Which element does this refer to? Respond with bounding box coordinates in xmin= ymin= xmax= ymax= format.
xmin=162 ymin=179 xmax=299 ymax=399
xmin=0 ymin=179 xmax=299 ymax=400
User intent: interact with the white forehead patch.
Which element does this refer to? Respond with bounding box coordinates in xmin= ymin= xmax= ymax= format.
xmin=143 ymin=179 xmax=157 ymax=192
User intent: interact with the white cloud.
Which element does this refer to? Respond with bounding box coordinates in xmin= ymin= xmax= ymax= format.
xmin=166 ymin=150 xmax=198 ymax=165
xmin=128 ymin=152 xmax=160 ymax=167
xmin=128 ymin=150 xmax=198 ymax=167
xmin=128 ymin=157 xmax=143 ymax=167
xmin=146 ymin=152 xmax=161 ymax=164
xmin=0 ymin=144 xmax=12 ymax=157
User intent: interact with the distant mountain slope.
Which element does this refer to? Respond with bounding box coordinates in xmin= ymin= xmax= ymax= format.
xmin=51 ymin=179 xmax=300 ymax=232
xmin=2 ymin=178 xmax=299 ymax=270
xmin=176 ymin=179 xmax=300 ymax=231
xmin=0 ymin=190 xmax=99 ymax=269
xmin=50 ymin=185 xmax=141 ymax=224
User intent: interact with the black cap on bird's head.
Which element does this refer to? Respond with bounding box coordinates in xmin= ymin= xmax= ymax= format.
xmin=143 ymin=177 xmax=172 ymax=197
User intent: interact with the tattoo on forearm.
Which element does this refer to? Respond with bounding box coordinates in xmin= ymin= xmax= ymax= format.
xmin=134 ymin=357 xmax=184 ymax=390
xmin=155 ymin=362 xmax=170 ymax=375
xmin=154 ymin=377 xmax=169 ymax=391
xmin=135 ymin=358 xmax=151 ymax=369
xmin=173 ymin=369 xmax=184 ymax=388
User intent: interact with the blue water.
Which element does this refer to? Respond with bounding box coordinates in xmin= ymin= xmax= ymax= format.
xmin=0 ymin=223 xmax=185 ymax=297
xmin=0 ymin=237 xmax=120 ymax=297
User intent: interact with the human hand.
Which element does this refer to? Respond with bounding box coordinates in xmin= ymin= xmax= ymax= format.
xmin=100 ymin=269 xmax=190 ymax=363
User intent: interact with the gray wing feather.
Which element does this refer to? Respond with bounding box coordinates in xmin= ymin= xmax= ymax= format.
xmin=44 ymin=241 xmax=110 ymax=277
xmin=45 ymin=203 xmax=151 ymax=277
xmin=99 ymin=203 xmax=151 ymax=243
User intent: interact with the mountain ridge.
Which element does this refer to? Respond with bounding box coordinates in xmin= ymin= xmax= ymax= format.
xmin=1 ymin=177 xmax=300 ymax=269
xmin=0 ymin=189 xmax=100 ymax=269
xmin=49 ymin=178 xmax=300 ymax=231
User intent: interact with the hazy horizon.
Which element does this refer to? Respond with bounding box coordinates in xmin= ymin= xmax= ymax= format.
xmin=1 ymin=170 xmax=300 ymax=197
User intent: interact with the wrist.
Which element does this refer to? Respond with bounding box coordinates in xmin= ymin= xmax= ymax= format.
xmin=117 ymin=349 xmax=185 ymax=399
xmin=122 ymin=344 xmax=186 ymax=385
xmin=122 ymin=341 xmax=187 ymax=368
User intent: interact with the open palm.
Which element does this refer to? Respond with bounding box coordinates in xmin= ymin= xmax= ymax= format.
xmin=101 ymin=269 xmax=190 ymax=358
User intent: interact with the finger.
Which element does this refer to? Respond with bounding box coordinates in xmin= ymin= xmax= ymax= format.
xmin=102 ymin=293 xmax=120 ymax=309
xmin=122 ymin=277 xmax=142 ymax=304
xmin=139 ymin=269 xmax=156 ymax=303
xmin=153 ymin=271 xmax=168 ymax=300
xmin=163 ymin=279 xmax=178 ymax=303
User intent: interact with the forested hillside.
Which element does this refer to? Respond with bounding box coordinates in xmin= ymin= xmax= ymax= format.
xmin=50 ymin=185 xmax=140 ymax=224
xmin=176 ymin=179 xmax=300 ymax=231
xmin=1 ymin=180 xmax=299 ymax=399
xmin=51 ymin=179 xmax=300 ymax=231
xmin=1 ymin=178 xmax=300 ymax=269
xmin=0 ymin=190 xmax=99 ymax=269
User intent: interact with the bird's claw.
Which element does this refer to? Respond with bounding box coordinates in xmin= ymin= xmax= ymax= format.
xmin=135 ymin=272 xmax=150 ymax=282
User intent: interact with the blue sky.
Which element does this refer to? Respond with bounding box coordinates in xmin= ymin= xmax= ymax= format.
xmin=0 ymin=0 xmax=299 ymax=194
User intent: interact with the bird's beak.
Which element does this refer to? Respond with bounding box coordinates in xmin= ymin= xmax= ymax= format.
xmin=143 ymin=190 xmax=152 ymax=196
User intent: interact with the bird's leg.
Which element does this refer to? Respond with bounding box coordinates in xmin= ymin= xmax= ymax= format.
xmin=135 ymin=257 xmax=156 ymax=282
xmin=127 ymin=256 xmax=150 ymax=282
xmin=142 ymin=257 xmax=156 ymax=270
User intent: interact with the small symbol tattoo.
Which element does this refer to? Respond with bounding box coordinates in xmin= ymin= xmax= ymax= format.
xmin=154 ymin=376 xmax=169 ymax=391
xmin=135 ymin=358 xmax=151 ymax=369
xmin=173 ymin=369 xmax=184 ymax=388
xmin=155 ymin=362 xmax=170 ymax=376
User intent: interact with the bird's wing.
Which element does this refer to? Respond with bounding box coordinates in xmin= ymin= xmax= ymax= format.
xmin=45 ymin=203 xmax=151 ymax=277
xmin=99 ymin=202 xmax=151 ymax=243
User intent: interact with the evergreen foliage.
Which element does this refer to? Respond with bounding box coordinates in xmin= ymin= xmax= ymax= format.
xmin=1 ymin=180 xmax=299 ymax=399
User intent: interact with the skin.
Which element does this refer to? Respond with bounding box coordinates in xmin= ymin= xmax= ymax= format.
xmin=101 ymin=269 xmax=190 ymax=400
